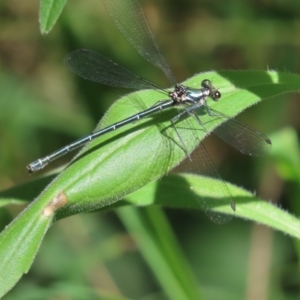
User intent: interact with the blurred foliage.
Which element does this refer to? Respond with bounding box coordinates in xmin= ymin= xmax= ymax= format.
xmin=1 ymin=0 xmax=300 ymax=299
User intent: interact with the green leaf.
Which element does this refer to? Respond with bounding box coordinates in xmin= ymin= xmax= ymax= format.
xmin=39 ymin=0 xmax=67 ymax=34
xmin=1 ymin=70 xmax=300 ymax=296
xmin=0 ymin=202 xmax=55 ymax=296
xmin=125 ymin=173 xmax=300 ymax=240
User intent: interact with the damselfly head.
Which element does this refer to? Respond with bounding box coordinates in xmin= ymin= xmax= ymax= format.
xmin=201 ymin=79 xmax=221 ymax=101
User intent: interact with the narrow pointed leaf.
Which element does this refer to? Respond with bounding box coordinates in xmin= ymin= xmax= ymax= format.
xmin=39 ymin=0 xmax=67 ymax=34
xmin=125 ymin=173 xmax=300 ymax=240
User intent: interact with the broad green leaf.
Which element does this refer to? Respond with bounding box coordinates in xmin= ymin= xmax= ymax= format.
xmin=39 ymin=0 xmax=67 ymax=34
xmin=1 ymin=70 xmax=300 ymax=296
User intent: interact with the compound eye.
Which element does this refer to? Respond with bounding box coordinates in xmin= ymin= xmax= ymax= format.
xmin=213 ymin=91 xmax=221 ymax=101
xmin=201 ymin=79 xmax=211 ymax=88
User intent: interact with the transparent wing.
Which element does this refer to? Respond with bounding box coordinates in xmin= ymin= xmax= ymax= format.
xmin=208 ymin=108 xmax=271 ymax=156
xmin=64 ymin=49 xmax=160 ymax=90
xmin=170 ymin=114 xmax=235 ymax=224
xmin=173 ymin=102 xmax=271 ymax=223
xmin=186 ymin=144 xmax=235 ymax=224
xmin=102 ymin=0 xmax=176 ymax=86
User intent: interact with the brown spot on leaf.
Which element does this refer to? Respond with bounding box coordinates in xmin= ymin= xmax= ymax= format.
xmin=43 ymin=192 xmax=68 ymax=217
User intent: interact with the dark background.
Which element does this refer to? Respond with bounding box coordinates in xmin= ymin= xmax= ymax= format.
xmin=1 ymin=0 xmax=300 ymax=299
